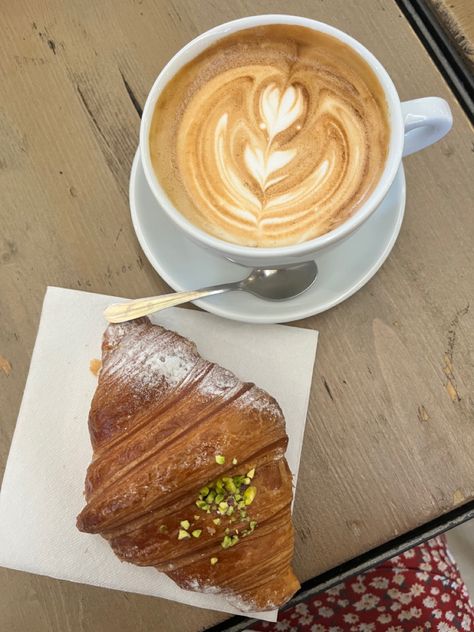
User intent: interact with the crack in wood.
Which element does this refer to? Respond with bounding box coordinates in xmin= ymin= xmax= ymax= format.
xmin=114 ymin=226 xmax=123 ymax=246
xmin=417 ymin=404 xmax=430 ymax=422
xmin=74 ymin=82 xmax=131 ymax=200
xmin=36 ymin=24 xmax=59 ymax=55
xmin=446 ymin=302 xmax=470 ymax=362
xmin=1 ymin=239 xmax=17 ymax=264
xmin=76 ymin=85 xmax=110 ymax=149
xmin=323 ymin=378 xmax=334 ymax=402
xmin=119 ymin=71 xmax=143 ymax=118
xmin=443 ymin=303 xmax=469 ymax=403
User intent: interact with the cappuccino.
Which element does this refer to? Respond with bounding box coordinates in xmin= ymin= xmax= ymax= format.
xmin=150 ymin=25 xmax=389 ymax=247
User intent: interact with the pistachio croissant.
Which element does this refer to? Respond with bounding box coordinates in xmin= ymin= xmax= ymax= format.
xmin=76 ymin=317 xmax=300 ymax=611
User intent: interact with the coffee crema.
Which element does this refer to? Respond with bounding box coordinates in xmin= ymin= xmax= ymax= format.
xmin=150 ymin=25 xmax=390 ymax=247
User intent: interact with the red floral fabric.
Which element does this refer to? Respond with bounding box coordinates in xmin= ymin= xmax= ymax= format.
xmin=249 ymin=536 xmax=473 ymax=631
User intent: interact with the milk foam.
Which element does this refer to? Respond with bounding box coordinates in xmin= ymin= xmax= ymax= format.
xmin=150 ymin=25 xmax=389 ymax=247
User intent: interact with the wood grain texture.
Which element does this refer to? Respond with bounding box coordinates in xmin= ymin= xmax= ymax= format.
xmin=427 ymin=0 xmax=474 ymax=67
xmin=0 ymin=1 xmax=473 ymax=630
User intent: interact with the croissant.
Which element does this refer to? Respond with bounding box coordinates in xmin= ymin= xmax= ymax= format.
xmin=76 ymin=317 xmax=300 ymax=611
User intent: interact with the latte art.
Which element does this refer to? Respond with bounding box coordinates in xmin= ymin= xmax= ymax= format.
xmin=150 ymin=25 xmax=389 ymax=247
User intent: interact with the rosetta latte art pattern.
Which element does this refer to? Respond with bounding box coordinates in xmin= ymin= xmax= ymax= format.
xmin=150 ymin=26 xmax=389 ymax=247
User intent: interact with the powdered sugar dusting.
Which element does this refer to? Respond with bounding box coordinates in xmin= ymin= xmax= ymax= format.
xmin=182 ymin=577 xmax=276 ymax=612
xmin=184 ymin=577 xmax=221 ymax=594
xmin=151 ymin=354 xmax=189 ymax=383
xmin=183 ymin=577 xmax=261 ymax=611
xmin=102 ymin=323 xmax=283 ymax=427
xmin=198 ymin=365 xmax=240 ymax=397
xmin=226 ymin=591 xmax=261 ymax=612
xmin=238 ymin=387 xmax=283 ymax=420
xmin=102 ymin=322 xmax=199 ymax=393
xmin=182 ymin=577 xmax=277 ymax=612
xmin=104 ymin=321 xmax=136 ymax=347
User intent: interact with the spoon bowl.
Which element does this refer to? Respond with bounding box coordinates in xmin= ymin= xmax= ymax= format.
xmin=238 ymin=262 xmax=318 ymax=301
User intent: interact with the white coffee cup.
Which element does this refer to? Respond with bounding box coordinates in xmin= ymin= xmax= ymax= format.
xmin=140 ymin=14 xmax=452 ymax=267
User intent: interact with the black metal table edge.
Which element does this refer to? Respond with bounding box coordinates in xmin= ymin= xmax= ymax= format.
xmin=204 ymin=500 xmax=474 ymax=632
xmin=395 ymin=0 xmax=474 ymax=123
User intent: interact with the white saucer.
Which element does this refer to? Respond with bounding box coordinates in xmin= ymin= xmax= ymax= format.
xmin=130 ymin=151 xmax=406 ymax=324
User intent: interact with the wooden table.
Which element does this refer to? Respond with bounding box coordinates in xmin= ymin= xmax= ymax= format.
xmin=1 ymin=1 xmax=473 ymax=630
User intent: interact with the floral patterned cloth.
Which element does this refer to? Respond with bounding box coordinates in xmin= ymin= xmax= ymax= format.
xmin=249 ymin=536 xmax=473 ymax=631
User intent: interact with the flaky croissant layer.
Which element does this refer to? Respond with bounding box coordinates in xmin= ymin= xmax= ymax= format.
xmin=77 ymin=318 xmax=300 ymax=611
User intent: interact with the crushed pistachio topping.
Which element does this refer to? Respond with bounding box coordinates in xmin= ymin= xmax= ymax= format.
xmin=243 ymin=486 xmax=257 ymax=505
xmin=159 ymin=524 xmax=168 ymax=534
xmin=178 ymin=529 xmax=191 ymax=540
xmin=221 ymin=534 xmax=239 ymax=549
xmin=206 ymin=490 xmax=216 ymax=503
xmin=193 ymin=467 xmax=259 ymax=554
xmin=215 ymin=455 xmax=225 ymax=465
xmin=232 ymin=457 xmax=238 ymax=465
xmin=241 ymin=520 xmax=257 ymax=537
xmin=210 ymin=557 xmax=218 ymax=565
xmin=194 ymin=515 xmax=200 ymax=521
xmin=180 ymin=520 xmax=190 ymax=530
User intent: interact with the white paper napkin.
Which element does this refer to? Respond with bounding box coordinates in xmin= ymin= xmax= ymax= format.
xmin=0 ymin=287 xmax=318 ymax=622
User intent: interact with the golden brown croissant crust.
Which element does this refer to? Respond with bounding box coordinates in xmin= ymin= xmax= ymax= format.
xmin=76 ymin=317 xmax=300 ymax=611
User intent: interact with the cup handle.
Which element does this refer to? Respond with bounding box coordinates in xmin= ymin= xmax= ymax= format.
xmin=401 ymin=97 xmax=452 ymax=157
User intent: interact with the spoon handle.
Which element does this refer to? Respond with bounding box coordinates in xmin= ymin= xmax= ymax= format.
xmin=104 ymin=287 xmax=231 ymax=323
